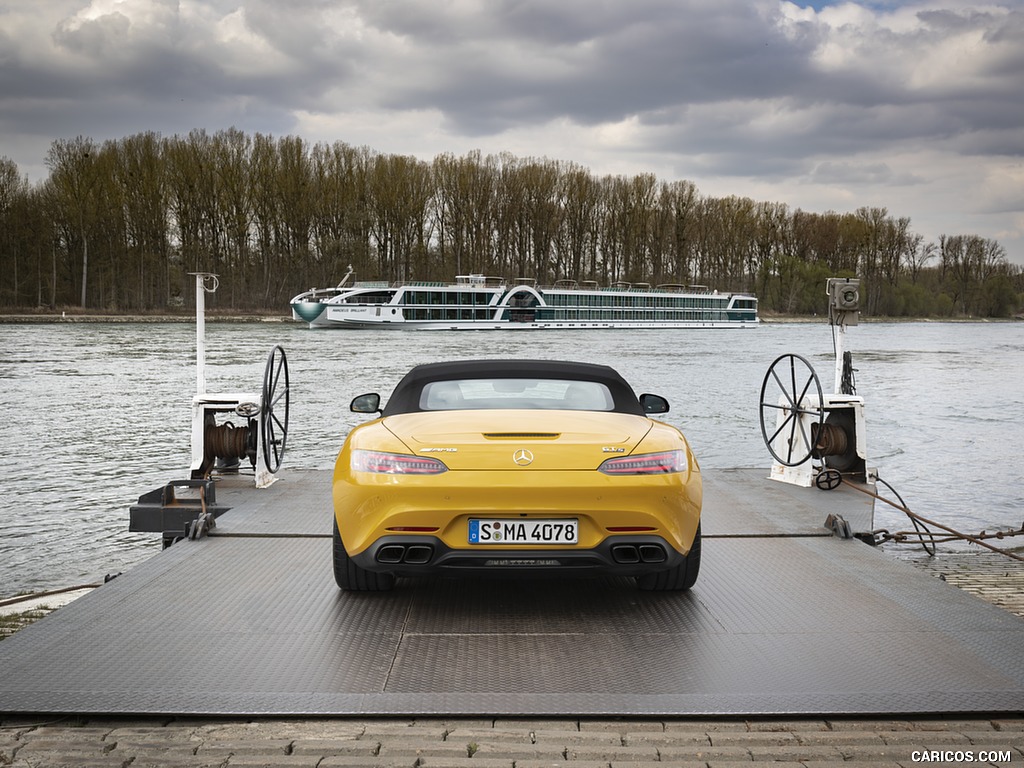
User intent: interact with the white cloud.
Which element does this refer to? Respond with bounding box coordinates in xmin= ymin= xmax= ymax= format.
xmin=0 ymin=0 xmax=1021 ymax=263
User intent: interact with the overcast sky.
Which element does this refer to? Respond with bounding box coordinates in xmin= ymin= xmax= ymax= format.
xmin=2 ymin=0 xmax=1022 ymax=264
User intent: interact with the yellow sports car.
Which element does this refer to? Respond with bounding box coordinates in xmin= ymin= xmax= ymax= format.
xmin=333 ymin=359 xmax=702 ymax=591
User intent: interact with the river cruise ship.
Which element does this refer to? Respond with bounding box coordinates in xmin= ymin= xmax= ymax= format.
xmin=290 ymin=273 xmax=758 ymax=330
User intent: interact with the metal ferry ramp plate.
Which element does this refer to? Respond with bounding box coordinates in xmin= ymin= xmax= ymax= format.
xmin=1 ymin=468 xmax=1022 ymax=716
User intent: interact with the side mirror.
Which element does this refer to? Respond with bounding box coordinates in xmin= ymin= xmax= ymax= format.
xmin=639 ymin=393 xmax=669 ymax=414
xmin=350 ymin=393 xmax=382 ymax=414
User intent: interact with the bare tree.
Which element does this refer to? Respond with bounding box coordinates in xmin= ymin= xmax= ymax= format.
xmin=45 ymin=137 xmax=99 ymax=307
xmin=903 ymin=235 xmax=935 ymax=285
xmin=367 ymin=153 xmax=433 ymax=281
xmin=555 ymin=165 xmax=601 ymax=282
xmin=310 ymin=141 xmax=373 ymax=286
xmin=0 ymin=157 xmax=29 ymax=304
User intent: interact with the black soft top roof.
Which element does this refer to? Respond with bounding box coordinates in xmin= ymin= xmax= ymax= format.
xmin=382 ymin=359 xmax=645 ymax=416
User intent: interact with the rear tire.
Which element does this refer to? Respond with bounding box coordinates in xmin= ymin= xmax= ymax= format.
xmin=636 ymin=523 xmax=701 ymax=592
xmin=333 ymin=519 xmax=395 ymax=592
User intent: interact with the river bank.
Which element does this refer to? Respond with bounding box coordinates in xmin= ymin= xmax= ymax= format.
xmin=0 ymin=310 xmax=291 ymax=324
xmin=0 ymin=310 xmax=1019 ymax=324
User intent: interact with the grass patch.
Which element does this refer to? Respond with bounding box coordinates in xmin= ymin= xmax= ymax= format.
xmin=0 ymin=608 xmax=52 ymax=640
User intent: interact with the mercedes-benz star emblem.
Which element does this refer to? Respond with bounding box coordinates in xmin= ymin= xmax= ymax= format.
xmin=512 ymin=449 xmax=534 ymax=466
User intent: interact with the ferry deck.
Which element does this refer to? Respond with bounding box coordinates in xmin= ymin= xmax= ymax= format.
xmin=2 ymin=467 xmax=1022 ymax=717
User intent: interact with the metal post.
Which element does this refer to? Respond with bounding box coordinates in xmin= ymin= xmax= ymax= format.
xmin=192 ymin=273 xmax=218 ymax=396
xmin=833 ymin=320 xmax=845 ymax=395
xmin=195 ymin=273 xmax=206 ymax=396
xmin=826 ymin=277 xmax=859 ymax=396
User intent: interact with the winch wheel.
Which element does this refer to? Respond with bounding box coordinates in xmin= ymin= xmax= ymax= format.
xmin=758 ymin=353 xmax=824 ymax=467
xmin=815 ymin=468 xmax=843 ymax=490
xmin=261 ymin=345 xmax=290 ymax=473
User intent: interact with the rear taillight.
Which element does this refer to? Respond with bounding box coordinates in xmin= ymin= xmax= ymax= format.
xmin=351 ymin=449 xmax=448 ymax=475
xmin=598 ymin=449 xmax=686 ymax=475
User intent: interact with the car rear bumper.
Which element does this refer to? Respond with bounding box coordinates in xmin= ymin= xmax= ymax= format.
xmin=349 ymin=534 xmax=690 ymax=577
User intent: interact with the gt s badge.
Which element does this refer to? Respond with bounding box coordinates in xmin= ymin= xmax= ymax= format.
xmin=602 ymin=447 xmax=626 ymax=453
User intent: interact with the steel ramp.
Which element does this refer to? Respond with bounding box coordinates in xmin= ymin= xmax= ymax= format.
xmin=1 ymin=469 xmax=1022 ymax=716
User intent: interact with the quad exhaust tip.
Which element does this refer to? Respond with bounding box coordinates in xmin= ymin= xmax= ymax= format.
xmin=611 ymin=544 xmax=667 ymax=564
xmin=377 ymin=544 xmax=434 ymax=565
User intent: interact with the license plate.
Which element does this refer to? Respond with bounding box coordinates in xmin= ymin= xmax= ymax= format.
xmin=469 ymin=518 xmax=578 ymax=545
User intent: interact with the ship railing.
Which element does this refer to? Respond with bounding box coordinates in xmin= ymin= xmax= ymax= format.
xmin=292 ymin=287 xmax=346 ymax=302
xmin=339 ymin=277 xmax=739 ymax=296
xmin=351 ymin=280 xmax=499 ymax=290
xmin=540 ymin=281 xmax=719 ymax=294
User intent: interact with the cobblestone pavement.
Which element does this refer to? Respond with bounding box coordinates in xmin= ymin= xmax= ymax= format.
xmin=900 ymin=550 xmax=1024 ymax=619
xmin=1 ymin=716 xmax=1021 ymax=767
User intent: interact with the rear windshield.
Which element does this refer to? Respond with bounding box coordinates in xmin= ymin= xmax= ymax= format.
xmin=419 ymin=378 xmax=614 ymax=411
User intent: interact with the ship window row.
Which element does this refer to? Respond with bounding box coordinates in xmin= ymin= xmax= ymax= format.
xmin=403 ymin=291 xmax=495 ymax=306
xmin=536 ymin=308 xmax=744 ymax=321
xmin=342 ymin=291 xmax=393 ymax=304
xmin=399 ymin=307 xmax=759 ymax=322
xmin=405 ymin=308 xmax=495 ymax=321
xmin=544 ymin=293 xmax=731 ymax=309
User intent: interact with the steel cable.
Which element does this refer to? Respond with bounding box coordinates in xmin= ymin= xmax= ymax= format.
xmin=842 ymin=476 xmax=1024 ymax=563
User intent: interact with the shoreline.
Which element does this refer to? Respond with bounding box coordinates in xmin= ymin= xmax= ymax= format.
xmin=0 ymin=312 xmax=296 ymax=324
xmin=0 ymin=311 xmax=1019 ymax=325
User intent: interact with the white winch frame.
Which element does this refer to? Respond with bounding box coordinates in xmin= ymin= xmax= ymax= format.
xmin=764 ymin=277 xmax=869 ymax=488
xmin=187 ymin=273 xmax=278 ymax=489
xmin=767 ymin=393 xmax=867 ymax=487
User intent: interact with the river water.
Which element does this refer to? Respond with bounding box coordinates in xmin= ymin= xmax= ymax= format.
xmin=1 ymin=320 xmax=1021 ymax=598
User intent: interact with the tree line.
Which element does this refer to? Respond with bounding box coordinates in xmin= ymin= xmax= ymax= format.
xmin=1 ymin=128 xmax=1020 ymax=317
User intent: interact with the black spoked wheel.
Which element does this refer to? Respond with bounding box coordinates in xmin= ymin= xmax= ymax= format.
xmin=815 ymin=468 xmax=843 ymax=491
xmin=261 ymin=345 xmax=289 ymax=473
xmin=332 ymin=520 xmax=395 ymax=592
xmin=759 ymin=353 xmax=823 ymax=467
xmin=636 ymin=524 xmax=701 ymax=592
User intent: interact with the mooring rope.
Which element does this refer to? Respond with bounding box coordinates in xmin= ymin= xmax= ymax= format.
xmin=0 ymin=583 xmax=102 ymax=609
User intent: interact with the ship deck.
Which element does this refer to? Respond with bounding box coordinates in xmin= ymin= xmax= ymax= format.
xmin=1 ymin=468 xmax=1022 ymax=717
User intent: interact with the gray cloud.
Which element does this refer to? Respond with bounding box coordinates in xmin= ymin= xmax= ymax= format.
xmin=0 ymin=0 xmax=1021 ymax=261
